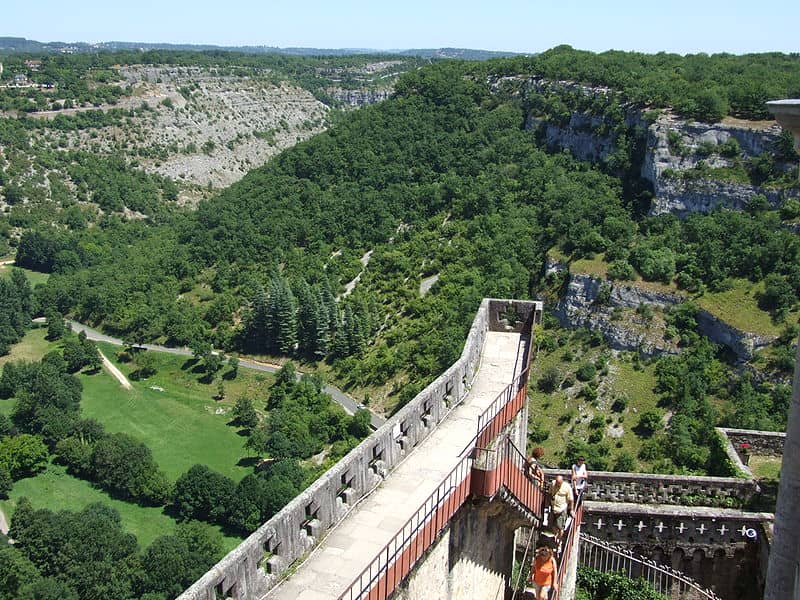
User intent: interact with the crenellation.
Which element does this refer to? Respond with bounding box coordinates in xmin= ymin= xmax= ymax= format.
xmin=544 ymin=469 xmax=758 ymax=507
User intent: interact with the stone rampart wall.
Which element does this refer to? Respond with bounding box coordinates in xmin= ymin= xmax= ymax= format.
xmin=583 ymin=501 xmax=772 ymax=550
xmin=545 ymin=469 xmax=758 ymax=507
xmin=177 ymin=298 xmax=542 ymax=600
xmin=718 ymin=428 xmax=786 ymax=458
xmin=583 ymin=502 xmax=773 ymax=600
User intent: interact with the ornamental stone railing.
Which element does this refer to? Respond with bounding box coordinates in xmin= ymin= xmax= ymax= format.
xmin=544 ymin=469 xmax=758 ymax=508
xmin=177 ymin=298 xmax=542 ymax=600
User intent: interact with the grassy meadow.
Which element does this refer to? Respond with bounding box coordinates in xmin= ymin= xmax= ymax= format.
xmin=527 ymin=329 xmax=662 ymax=472
xmin=0 ymin=329 xmax=276 ymax=550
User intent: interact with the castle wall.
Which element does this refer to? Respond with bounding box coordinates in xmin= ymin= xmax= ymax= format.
xmin=583 ymin=502 xmax=773 ymax=600
xmin=177 ymin=299 xmax=542 ymax=600
xmin=544 ymin=469 xmax=758 ymax=508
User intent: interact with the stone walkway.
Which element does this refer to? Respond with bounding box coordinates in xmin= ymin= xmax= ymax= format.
xmin=265 ymin=331 xmax=527 ymax=600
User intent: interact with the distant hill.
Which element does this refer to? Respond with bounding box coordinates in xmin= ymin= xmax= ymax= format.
xmin=0 ymin=36 xmax=522 ymax=60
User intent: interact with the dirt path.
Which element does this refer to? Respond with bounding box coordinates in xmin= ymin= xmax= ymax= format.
xmin=0 ymin=505 xmax=9 ymax=536
xmin=99 ymin=350 xmax=132 ymax=390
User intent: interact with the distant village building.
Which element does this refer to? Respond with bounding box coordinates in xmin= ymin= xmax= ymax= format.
xmin=13 ymin=73 xmax=27 ymax=85
xmin=24 ymin=59 xmax=41 ymax=71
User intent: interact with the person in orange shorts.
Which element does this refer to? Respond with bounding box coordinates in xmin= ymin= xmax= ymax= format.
xmin=526 ymin=546 xmax=558 ymax=600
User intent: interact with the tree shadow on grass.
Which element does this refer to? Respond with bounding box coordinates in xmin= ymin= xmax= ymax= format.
xmin=236 ymin=457 xmax=261 ymax=468
xmin=181 ymin=358 xmax=199 ymax=371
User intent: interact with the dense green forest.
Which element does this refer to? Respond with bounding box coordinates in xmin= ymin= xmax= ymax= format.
xmin=493 ymin=46 xmax=800 ymax=122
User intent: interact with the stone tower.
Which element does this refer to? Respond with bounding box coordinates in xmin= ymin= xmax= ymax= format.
xmin=764 ymin=99 xmax=800 ymax=600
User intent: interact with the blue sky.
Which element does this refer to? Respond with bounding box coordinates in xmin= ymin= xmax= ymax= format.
xmin=4 ymin=0 xmax=798 ymax=54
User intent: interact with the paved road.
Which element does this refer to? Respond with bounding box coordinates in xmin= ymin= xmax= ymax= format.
xmin=66 ymin=321 xmax=385 ymax=429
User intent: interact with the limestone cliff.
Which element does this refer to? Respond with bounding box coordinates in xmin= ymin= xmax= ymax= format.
xmin=515 ymin=78 xmax=800 ymax=217
xmin=643 ymin=114 xmax=799 ymax=215
xmin=327 ymin=88 xmax=391 ymax=106
xmin=549 ymin=258 xmax=775 ymax=361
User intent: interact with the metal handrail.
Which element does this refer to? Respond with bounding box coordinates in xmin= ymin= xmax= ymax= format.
xmin=472 ymin=366 xmax=530 ymax=451
xmin=551 ymin=493 xmax=583 ymax=599
xmin=337 ymin=455 xmax=473 ymax=600
xmin=579 ymin=534 xmax=723 ymax=600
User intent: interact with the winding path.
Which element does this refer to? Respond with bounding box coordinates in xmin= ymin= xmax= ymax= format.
xmin=66 ymin=321 xmax=385 ymax=429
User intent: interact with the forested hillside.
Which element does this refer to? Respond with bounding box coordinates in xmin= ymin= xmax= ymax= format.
xmin=4 ymin=49 xmax=800 ymax=469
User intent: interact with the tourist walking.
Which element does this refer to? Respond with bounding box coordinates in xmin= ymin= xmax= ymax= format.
xmin=526 ymin=546 xmax=559 ymax=600
xmin=571 ymin=456 xmax=588 ymax=496
xmin=549 ymin=475 xmax=574 ymax=542
xmin=526 ymin=446 xmax=545 ymax=488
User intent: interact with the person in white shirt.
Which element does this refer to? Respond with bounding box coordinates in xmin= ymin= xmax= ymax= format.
xmin=571 ymin=456 xmax=588 ymax=496
xmin=548 ymin=475 xmax=574 ymax=541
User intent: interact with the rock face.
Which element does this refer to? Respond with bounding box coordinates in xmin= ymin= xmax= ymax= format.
xmin=517 ymin=78 xmax=800 ymax=217
xmin=553 ymin=271 xmax=681 ymax=357
xmin=643 ymin=114 xmax=800 ymax=215
xmin=553 ymin=266 xmax=776 ymax=361
xmin=327 ymin=88 xmax=391 ymax=106
xmin=526 ymin=112 xmax=617 ymax=164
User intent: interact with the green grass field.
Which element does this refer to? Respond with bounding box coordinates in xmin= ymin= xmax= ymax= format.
xmin=0 ymin=327 xmax=51 ymax=369
xmin=0 ymin=263 xmax=50 ymax=287
xmin=84 ymin=342 xmax=272 ymax=482
xmin=0 ymin=330 xmax=272 ymax=550
xmin=1 ymin=464 xmax=177 ymax=548
xmin=0 ymin=464 xmax=243 ymax=551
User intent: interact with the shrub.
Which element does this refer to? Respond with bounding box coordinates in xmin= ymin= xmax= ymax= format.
xmin=528 ymin=420 xmax=550 ymax=444
xmin=537 ymin=366 xmax=561 ymax=393
xmin=607 ymin=260 xmax=635 ymax=280
xmin=589 ymin=415 xmax=605 ymax=430
xmin=576 ymin=363 xmax=596 ymax=382
xmin=719 ymin=137 xmax=740 ymax=157
xmin=635 ymin=410 xmax=664 ymax=437
xmin=613 ymin=451 xmax=636 ymax=472
xmin=780 ymin=198 xmax=800 ymax=220
xmin=638 ymin=437 xmax=665 ymax=461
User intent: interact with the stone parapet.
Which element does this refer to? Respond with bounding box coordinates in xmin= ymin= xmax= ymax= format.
xmin=176 ymin=298 xmax=542 ymax=600
xmin=583 ymin=501 xmax=773 ymax=551
xmin=544 ymin=469 xmax=758 ymax=507
xmin=718 ymin=428 xmax=786 ymax=458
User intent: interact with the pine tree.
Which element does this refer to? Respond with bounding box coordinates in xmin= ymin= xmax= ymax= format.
xmin=247 ymin=284 xmax=269 ymax=352
xmin=312 ymin=288 xmax=331 ymax=359
xmin=294 ymin=281 xmax=316 ymax=357
xmin=275 ymin=281 xmax=298 ymax=355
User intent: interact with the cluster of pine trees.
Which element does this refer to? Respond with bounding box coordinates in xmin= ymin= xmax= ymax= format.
xmin=242 ymin=275 xmax=377 ymax=360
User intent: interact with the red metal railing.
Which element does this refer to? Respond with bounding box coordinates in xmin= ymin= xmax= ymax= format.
xmin=552 ymin=494 xmax=583 ymax=599
xmin=474 ymin=366 xmax=529 ymax=449
xmin=338 ymin=455 xmax=474 ymax=600
xmin=470 ymin=437 xmax=546 ymax=520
